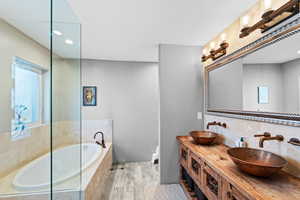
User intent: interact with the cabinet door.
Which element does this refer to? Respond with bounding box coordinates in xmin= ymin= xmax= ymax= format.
xmin=202 ymin=163 xmax=222 ymax=200
xmin=188 ymin=152 xmax=202 ymax=186
xmin=179 ymin=144 xmax=189 ymax=169
xmin=222 ymin=180 xmax=250 ymax=200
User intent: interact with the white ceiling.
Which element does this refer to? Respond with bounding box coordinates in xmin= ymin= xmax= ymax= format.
xmin=243 ymin=32 xmax=300 ymax=64
xmin=68 ymin=0 xmax=256 ymax=62
xmin=0 ymin=0 xmax=80 ymax=58
xmin=0 ymin=0 xmax=256 ymax=61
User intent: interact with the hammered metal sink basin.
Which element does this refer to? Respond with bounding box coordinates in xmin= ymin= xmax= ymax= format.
xmin=190 ymin=131 xmax=218 ymax=145
xmin=227 ymin=148 xmax=287 ymax=177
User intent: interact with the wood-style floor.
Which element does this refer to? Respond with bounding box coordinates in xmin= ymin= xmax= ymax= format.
xmin=101 ymin=162 xmax=187 ymax=200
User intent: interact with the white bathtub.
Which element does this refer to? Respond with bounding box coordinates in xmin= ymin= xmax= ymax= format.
xmin=13 ymin=143 xmax=103 ymax=191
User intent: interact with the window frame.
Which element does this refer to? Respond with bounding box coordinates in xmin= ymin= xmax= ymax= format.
xmin=12 ymin=57 xmax=44 ymax=129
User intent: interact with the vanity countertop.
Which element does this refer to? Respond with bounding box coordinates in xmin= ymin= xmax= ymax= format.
xmin=177 ymin=136 xmax=300 ymax=200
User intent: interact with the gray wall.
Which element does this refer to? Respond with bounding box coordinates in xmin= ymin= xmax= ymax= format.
xmin=159 ymin=44 xmax=204 ymax=184
xmin=82 ymin=60 xmax=159 ymax=163
xmin=208 ymin=58 xmax=243 ymax=110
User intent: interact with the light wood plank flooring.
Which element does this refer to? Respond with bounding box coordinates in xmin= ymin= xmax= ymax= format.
xmin=100 ymin=162 xmax=187 ymax=200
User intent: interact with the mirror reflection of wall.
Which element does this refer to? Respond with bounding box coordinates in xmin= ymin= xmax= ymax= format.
xmin=208 ymin=59 xmax=243 ymax=111
xmin=242 ymin=63 xmax=283 ymax=113
xmin=208 ymin=31 xmax=300 ymax=115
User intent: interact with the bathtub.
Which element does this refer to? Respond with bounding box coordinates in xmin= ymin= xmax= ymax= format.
xmin=13 ymin=143 xmax=103 ymax=191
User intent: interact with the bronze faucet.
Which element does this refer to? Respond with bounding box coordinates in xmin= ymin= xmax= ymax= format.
xmin=207 ymin=121 xmax=227 ymax=129
xmin=207 ymin=121 xmax=217 ymax=129
xmin=255 ymin=133 xmax=284 ymax=148
xmin=94 ymin=131 xmax=106 ymax=148
xmin=254 ymin=132 xmax=271 ymax=138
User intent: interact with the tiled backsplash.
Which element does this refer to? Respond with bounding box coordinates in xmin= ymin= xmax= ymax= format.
xmin=205 ymin=114 xmax=300 ymax=178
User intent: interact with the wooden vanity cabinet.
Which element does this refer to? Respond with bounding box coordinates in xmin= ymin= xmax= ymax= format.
xmin=178 ymin=136 xmax=300 ymax=200
xmin=180 ymin=142 xmax=248 ymax=200
xmin=222 ymin=180 xmax=251 ymax=200
xmin=202 ymin=163 xmax=222 ymax=200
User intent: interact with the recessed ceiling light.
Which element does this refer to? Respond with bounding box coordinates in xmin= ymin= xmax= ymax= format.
xmin=65 ymin=39 xmax=73 ymax=45
xmin=53 ymin=30 xmax=62 ymax=36
xmin=297 ymin=50 xmax=300 ymax=54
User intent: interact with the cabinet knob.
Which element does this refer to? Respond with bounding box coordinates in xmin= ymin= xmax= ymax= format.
xmin=227 ymin=191 xmax=232 ymax=199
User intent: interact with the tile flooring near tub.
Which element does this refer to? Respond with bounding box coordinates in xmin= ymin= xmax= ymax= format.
xmin=101 ymin=162 xmax=187 ymax=200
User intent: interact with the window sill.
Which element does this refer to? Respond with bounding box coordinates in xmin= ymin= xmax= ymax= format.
xmin=11 ymin=123 xmax=48 ymax=141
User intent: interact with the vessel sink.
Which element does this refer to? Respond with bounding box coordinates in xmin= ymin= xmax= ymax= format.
xmin=190 ymin=131 xmax=218 ymax=145
xmin=227 ymin=147 xmax=287 ymax=177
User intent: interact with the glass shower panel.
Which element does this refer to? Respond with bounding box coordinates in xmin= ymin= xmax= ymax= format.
xmin=51 ymin=0 xmax=82 ymax=199
xmin=0 ymin=0 xmax=52 ymax=199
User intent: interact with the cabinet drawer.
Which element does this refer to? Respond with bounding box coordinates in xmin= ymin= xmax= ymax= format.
xmin=179 ymin=144 xmax=189 ymax=169
xmin=222 ymin=180 xmax=251 ymax=200
xmin=202 ymin=163 xmax=222 ymax=200
xmin=188 ymin=152 xmax=202 ymax=186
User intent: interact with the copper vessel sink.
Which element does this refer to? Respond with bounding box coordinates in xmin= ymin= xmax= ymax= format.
xmin=190 ymin=131 xmax=218 ymax=145
xmin=227 ymin=148 xmax=287 ymax=177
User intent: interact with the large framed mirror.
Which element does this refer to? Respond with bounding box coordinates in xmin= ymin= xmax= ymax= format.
xmin=206 ymin=22 xmax=300 ymax=126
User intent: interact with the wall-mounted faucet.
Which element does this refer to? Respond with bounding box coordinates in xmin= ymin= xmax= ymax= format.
xmin=254 ymin=132 xmax=271 ymax=138
xmin=206 ymin=121 xmax=227 ymax=129
xmin=288 ymin=138 xmax=300 ymax=146
xmin=94 ymin=131 xmax=106 ymax=148
xmin=254 ymin=132 xmax=284 ymax=148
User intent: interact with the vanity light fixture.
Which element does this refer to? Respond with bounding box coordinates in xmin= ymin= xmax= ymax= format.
xmin=53 ymin=30 xmax=62 ymax=36
xmin=210 ymin=42 xmax=216 ymax=50
xmin=202 ymin=38 xmax=229 ymax=62
xmin=240 ymin=0 xmax=299 ymax=38
xmin=65 ymin=39 xmax=74 ymax=45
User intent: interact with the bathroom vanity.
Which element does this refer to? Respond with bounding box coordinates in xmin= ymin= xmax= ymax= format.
xmin=177 ymin=136 xmax=300 ymax=200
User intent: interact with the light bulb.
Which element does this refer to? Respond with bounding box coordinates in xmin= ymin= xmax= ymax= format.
xmin=264 ymin=0 xmax=272 ymax=11
xmin=242 ymin=15 xmax=250 ymax=27
xmin=220 ymin=33 xmax=227 ymax=42
xmin=210 ymin=42 xmax=215 ymax=50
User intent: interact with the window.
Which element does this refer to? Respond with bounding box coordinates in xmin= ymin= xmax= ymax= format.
xmin=12 ymin=57 xmax=43 ymax=136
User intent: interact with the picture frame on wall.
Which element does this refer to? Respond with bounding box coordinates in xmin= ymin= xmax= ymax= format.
xmin=83 ymin=86 xmax=97 ymax=106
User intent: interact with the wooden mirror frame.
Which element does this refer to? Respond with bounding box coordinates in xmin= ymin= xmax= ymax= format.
xmin=205 ymin=17 xmax=300 ymax=127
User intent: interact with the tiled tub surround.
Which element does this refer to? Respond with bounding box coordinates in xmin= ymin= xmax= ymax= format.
xmin=0 ymin=121 xmax=80 ymax=179
xmin=0 ymin=119 xmax=113 ymax=199
xmin=0 ymin=143 xmax=113 ymax=200
xmin=0 ymin=119 xmax=113 ymax=179
xmin=205 ymin=114 xmax=300 ymax=178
